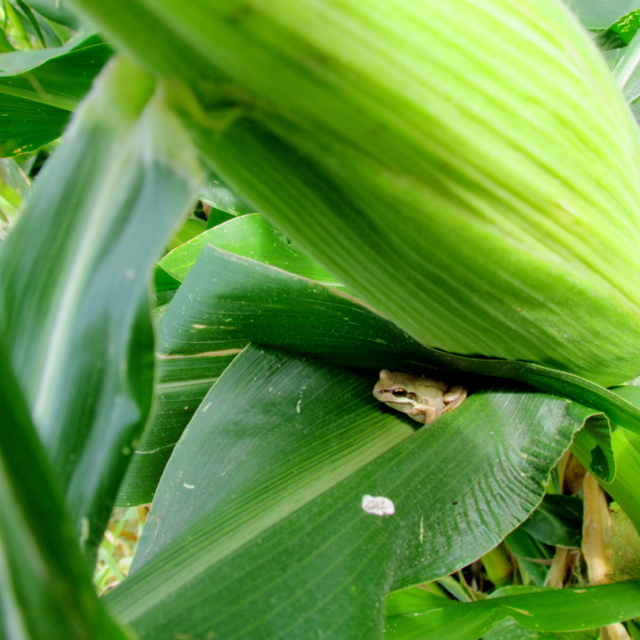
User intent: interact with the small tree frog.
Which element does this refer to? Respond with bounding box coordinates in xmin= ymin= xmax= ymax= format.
xmin=373 ymin=370 xmax=466 ymax=425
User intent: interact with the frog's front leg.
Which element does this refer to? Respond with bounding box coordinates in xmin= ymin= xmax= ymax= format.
xmin=410 ymin=403 xmax=438 ymax=424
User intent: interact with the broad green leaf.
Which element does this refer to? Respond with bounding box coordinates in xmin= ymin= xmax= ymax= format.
xmin=0 ymin=31 xmax=112 ymax=156
xmin=571 ymin=414 xmax=616 ymax=482
xmin=160 ymin=246 xmax=640 ymax=433
xmin=612 ymin=28 xmax=640 ymax=107
xmin=106 ymin=345 xmax=594 ymax=639
xmin=121 ymin=214 xmax=350 ymax=504
xmin=159 ymin=212 xmax=344 ymax=286
xmin=387 ymin=586 xmax=598 ymax=639
xmin=67 ymin=0 xmax=224 ymax=88
xmin=14 ymin=0 xmax=47 ymax=48
xmin=0 ymin=340 xmax=133 ymax=640
xmin=486 ymin=621 xmax=596 ymax=640
xmin=153 ymin=265 xmax=181 ymax=307
xmin=120 ymin=245 xmax=640 ymax=506
xmin=204 ymin=205 xmax=235 ymax=229
xmin=67 ymin=0 xmax=640 ymax=387
xmin=0 ymin=55 xmax=201 ymax=559
xmin=165 ymin=215 xmax=206 ymax=252
xmin=115 ymin=352 xmax=235 ymax=506
xmin=385 ymin=581 xmax=640 ymax=639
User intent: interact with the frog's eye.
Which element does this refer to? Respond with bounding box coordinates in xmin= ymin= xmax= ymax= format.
xmin=392 ymin=388 xmax=407 ymax=397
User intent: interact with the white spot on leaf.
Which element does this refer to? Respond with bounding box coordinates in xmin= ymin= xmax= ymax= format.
xmin=362 ymin=494 xmax=395 ymax=516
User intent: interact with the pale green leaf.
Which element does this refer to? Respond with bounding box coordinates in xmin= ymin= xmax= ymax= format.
xmin=562 ymin=0 xmax=640 ymax=30
xmin=0 ymin=55 xmax=201 ymax=559
xmin=385 ymin=581 xmax=640 ymax=639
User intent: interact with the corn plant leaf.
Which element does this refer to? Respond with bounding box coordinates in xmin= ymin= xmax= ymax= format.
xmin=571 ymin=414 xmax=616 ymax=483
xmin=486 ymin=622 xmax=597 ymax=640
xmin=612 ymin=28 xmax=640 ymax=110
xmin=159 ymin=212 xmax=344 ymax=287
xmin=199 ymin=167 xmax=253 ymax=215
xmin=595 ymin=10 xmax=640 ymax=50
xmin=119 ymin=245 xmax=640 ymax=506
xmin=0 ymin=31 xmax=112 ymax=156
xmin=597 ymin=385 xmax=640 ymax=534
xmin=66 ymin=0 xmax=640 ymax=387
xmin=20 ymin=0 xmax=84 ymax=28
xmin=0 ymin=339 xmax=134 ymax=640
xmin=520 ymin=495 xmax=583 ymax=548
xmin=385 ymin=581 xmax=640 ymax=639
xmin=0 ymin=55 xmax=200 ymax=560
xmin=504 ymin=527 xmax=553 ymax=587
xmin=562 ymin=0 xmax=640 ymax=30
xmin=159 ymin=246 xmax=640 ymax=432
xmin=105 ymin=344 xmax=597 ymax=639
xmin=153 ymin=265 xmax=181 ymax=307
xmin=115 ymin=352 xmax=235 ymax=506
xmin=120 ymin=224 xmax=352 ymax=504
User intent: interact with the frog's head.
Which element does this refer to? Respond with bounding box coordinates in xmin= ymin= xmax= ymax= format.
xmin=372 ymin=369 xmax=419 ymax=408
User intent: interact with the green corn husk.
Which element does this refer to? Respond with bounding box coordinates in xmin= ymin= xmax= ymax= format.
xmin=69 ymin=0 xmax=640 ymax=386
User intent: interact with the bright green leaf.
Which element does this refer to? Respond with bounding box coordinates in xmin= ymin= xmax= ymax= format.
xmin=595 ymin=10 xmax=640 ymax=50
xmin=159 ymin=212 xmax=344 ymax=287
xmin=385 ymin=581 xmax=640 ymax=639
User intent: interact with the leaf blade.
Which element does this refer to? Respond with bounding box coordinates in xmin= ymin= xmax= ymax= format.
xmin=0 ymin=55 xmax=200 ymax=558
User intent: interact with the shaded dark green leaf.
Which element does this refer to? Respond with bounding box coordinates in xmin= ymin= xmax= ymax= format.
xmin=521 ymin=495 xmax=583 ymax=548
xmin=0 ymin=32 xmax=111 ymax=156
xmin=0 ymin=339 xmax=132 ymax=640
xmin=505 ymin=527 xmax=553 ymax=587
xmin=121 ymin=245 xmax=640 ymax=505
